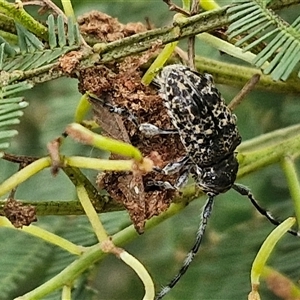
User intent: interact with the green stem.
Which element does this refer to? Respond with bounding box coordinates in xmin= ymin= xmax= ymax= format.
xmin=141 ymin=41 xmax=178 ymax=85
xmin=182 ymin=0 xmax=190 ymax=10
xmin=61 ymin=0 xmax=76 ymax=22
xmin=66 ymin=123 xmax=143 ymax=161
xmin=74 ymin=94 xmax=91 ymax=123
xmin=62 ymin=166 xmax=120 ymax=212
xmin=0 ymin=216 xmax=83 ymax=255
xmin=0 ymin=199 xmax=122 ymax=216
xmin=1 ymin=124 xmax=300 ymax=216
xmin=250 ymin=217 xmax=295 ymax=288
xmin=281 ymin=156 xmax=300 ymax=230
xmin=119 ymin=251 xmax=155 ymax=300
xmin=61 ymin=285 xmax=71 ymax=300
xmin=0 ymin=157 xmax=51 ymax=197
xmin=0 ymin=0 xmax=47 ymax=40
xmin=76 ymin=185 xmax=109 ymax=242
xmin=91 ymin=0 xmax=299 ymax=63
xmin=237 ymin=129 xmax=300 ymax=178
xmin=65 ymin=156 xmax=134 ymax=171
xmin=93 ymin=6 xmax=228 ymax=61
xmin=194 ymin=55 xmax=300 ymax=93
xmin=15 ymin=201 xmax=188 ymax=300
xmin=0 ymin=29 xmax=17 ymax=44
xmin=238 ymin=124 xmax=300 ymax=152
xmin=0 ymin=13 xmax=16 ymax=35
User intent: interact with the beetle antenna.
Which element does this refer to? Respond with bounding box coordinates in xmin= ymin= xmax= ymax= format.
xmin=232 ymin=183 xmax=299 ymax=237
xmin=155 ymin=195 xmax=215 ymax=300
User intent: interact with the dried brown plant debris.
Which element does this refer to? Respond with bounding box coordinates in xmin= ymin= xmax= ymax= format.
xmin=59 ymin=51 xmax=83 ymax=75
xmin=2 ymin=198 xmax=37 ymax=228
xmin=78 ymin=11 xmax=147 ymax=42
xmin=79 ymin=57 xmax=185 ymax=233
xmin=77 ymin=11 xmax=184 ymax=233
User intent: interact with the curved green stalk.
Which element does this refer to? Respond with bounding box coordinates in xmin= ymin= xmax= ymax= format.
xmin=0 ymin=216 xmax=83 ymax=255
xmin=0 ymin=157 xmax=51 ymax=197
xmin=74 ymin=94 xmax=91 ymax=123
xmin=15 ymin=201 xmax=188 ymax=300
xmin=76 ymin=185 xmax=109 ymax=242
xmin=66 ymin=123 xmax=143 ymax=161
xmin=249 ymin=217 xmax=295 ymax=299
xmin=119 ymin=250 xmax=155 ymax=300
xmin=61 ymin=0 xmax=76 ymax=22
xmin=281 ymin=156 xmax=300 ymax=230
xmin=65 ymin=156 xmax=134 ymax=171
xmin=142 ymin=41 xmax=178 ymax=85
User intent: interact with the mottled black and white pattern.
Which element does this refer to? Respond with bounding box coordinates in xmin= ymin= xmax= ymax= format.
xmin=156 ymin=64 xmax=241 ymax=195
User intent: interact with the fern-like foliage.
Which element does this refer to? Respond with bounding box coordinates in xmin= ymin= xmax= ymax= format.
xmin=0 ymin=14 xmax=81 ymax=152
xmin=0 ymin=81 xmax=31 ymax=152
xmin=0 ymin=14 xmax=81 ymax=73
xmin=227 ymin=0 xmax=300 ymax=81
xmin=0 ymin=229 xmax=52 ymax=299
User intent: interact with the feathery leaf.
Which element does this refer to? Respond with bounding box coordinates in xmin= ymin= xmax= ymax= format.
xmin=227 ymin=0 xmax=300 ymax=81
xmin=0 ymin=81 xmax=32 ymax=151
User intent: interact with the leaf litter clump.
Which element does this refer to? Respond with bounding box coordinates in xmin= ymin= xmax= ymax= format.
xmin=78 ymin=12 xmax=185 ymax=233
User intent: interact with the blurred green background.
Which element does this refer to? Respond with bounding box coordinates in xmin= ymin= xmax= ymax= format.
xmin=0 ymin=1 xmax=300 ymax=300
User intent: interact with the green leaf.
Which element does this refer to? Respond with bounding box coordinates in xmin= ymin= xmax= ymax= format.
xmin=227 ymin=0 xmax=300 ymax=81
xmin=0 ymin=82 xmax=32 ymax=151
xmin=57 ymin=15 xmax=67 ymax=47
xmin=0 ymin=14 xmax=81 ymax=72
xmin=0 ymin=229 xmax=53 ymax=299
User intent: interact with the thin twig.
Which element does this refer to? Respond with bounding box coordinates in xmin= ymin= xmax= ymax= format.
xmin=187 ymin=0 xmax=199 ymax=69
xmin=228 ymin=74 xmax=260 ymax=111
xmin=162 ymin=0 xmax=190 ymax=16
xmin=42 ymin=0 xmax=68 ymax=21
xmin=2 ymin=152 xmax=39 ymax=164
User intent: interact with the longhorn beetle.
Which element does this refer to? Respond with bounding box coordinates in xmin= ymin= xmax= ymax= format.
xmin=89 ymin=64 xmax=299 ymax=299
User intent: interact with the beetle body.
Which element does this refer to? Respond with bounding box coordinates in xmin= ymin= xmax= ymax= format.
xmin=156 ymin=65 xmax=241 ymax=194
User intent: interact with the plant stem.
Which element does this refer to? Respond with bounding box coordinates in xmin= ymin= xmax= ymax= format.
xmin=0 ymin=157 xmax=51 ymax=197
xmin=237 ymin=133 xmax=300 ymax=178
xmin=1 ymin=124 xmax=300 ymax=216
xmin=281 ymin=156 xmax=300 ymax=230
xmin=91 ymin=0 xmax=299 ymax=63
xmin=76 ymin=185 xmax=109 ymax=242
xmin=194 ymin=55 xmax=300 ymax=93
xmin=65 ymin=156 xmax=134 ymax=171
xmin=74 ymin=93 xmax=90 ymax=123
xmin=249 ymin=217 xmax=295 ymax=298
xmin=66 ymin=123 xmax=143 ymax=161
xmin=0 ymin=216 xmax=83 ymax=255
xmin=15 ymin=200 xmax=188 ymax=300
xmin=61 ymin=0 xmax=76 ymax=22
xmin=0 ymin=0 xmax=47 ymax=40
xmin=119 ymin=251 xmax=155 ymax=300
